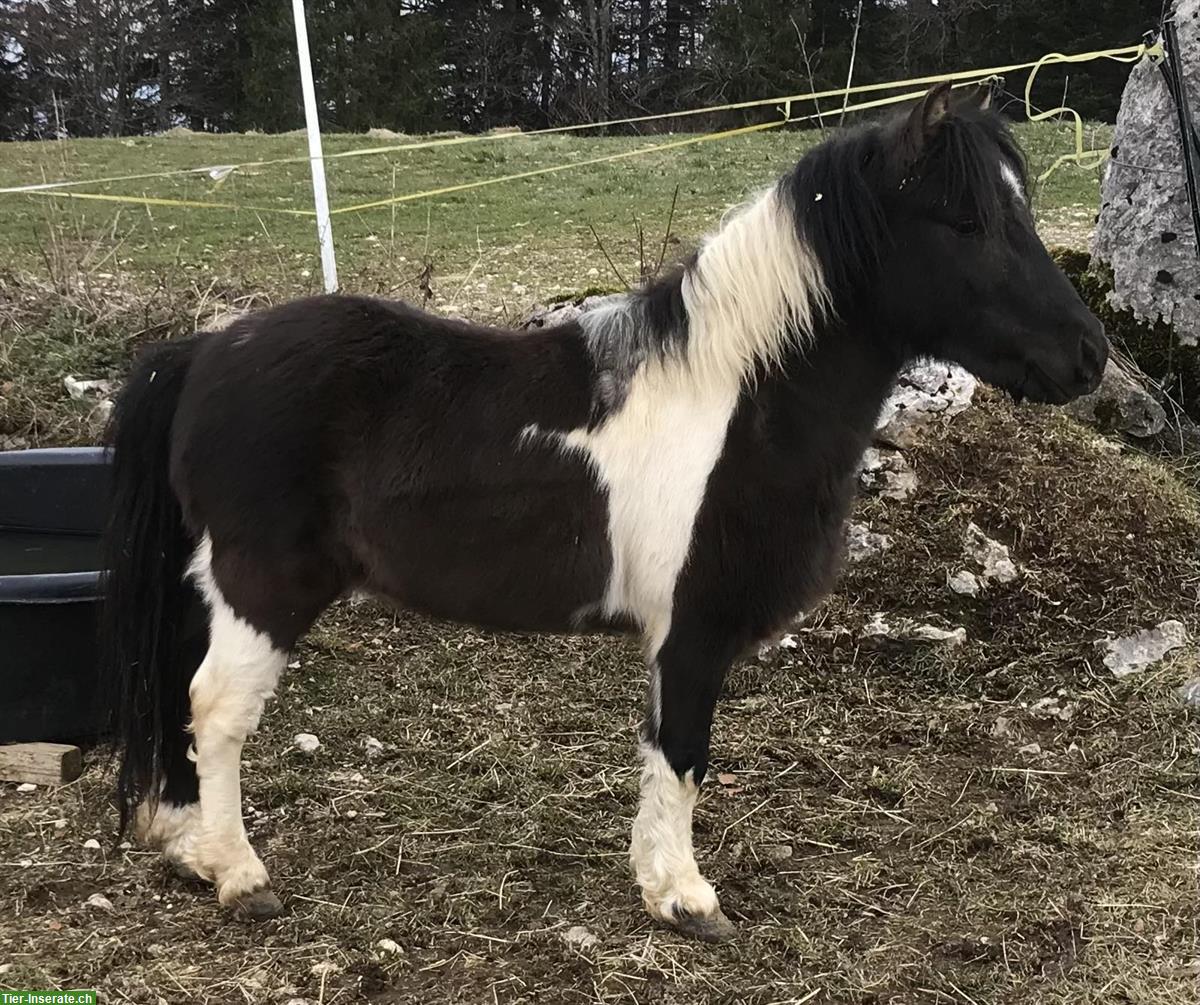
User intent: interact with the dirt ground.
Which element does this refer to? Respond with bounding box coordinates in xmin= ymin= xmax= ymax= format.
xmin=2 ymin=390 xmax=1197 ymax=1004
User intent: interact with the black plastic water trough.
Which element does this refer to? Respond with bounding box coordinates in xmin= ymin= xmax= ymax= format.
xmin=0 ymin=447 xmax=113 ymax=742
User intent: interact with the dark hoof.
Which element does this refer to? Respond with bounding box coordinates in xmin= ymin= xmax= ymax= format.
xmin=672 ymin=906 xmax=736 ymax=943
xmin=232 ymin=887 xmax=284 ymax=920
xmin=167 ymin=859 xmax=203 ymax=882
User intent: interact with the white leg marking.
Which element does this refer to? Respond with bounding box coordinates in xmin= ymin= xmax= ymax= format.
xmin=136 ymin=800 xmax=204 ymax=877
xmin=187 ymin=533 xmax=286 ymax=903
xmin=630 ymin=743 xmax=720 ymax=922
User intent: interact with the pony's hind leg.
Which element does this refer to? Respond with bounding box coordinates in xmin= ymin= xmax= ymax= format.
xmin=630 ymin=620 xmax=737 ymax=942
xmin=183 ymin=533 xmax=334 ymax=917
xmin=188 ymin=593 xmax=287 ymax=915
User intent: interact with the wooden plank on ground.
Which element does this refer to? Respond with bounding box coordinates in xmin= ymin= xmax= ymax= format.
xmin=0 ymin=742 xmax=83 ymax=785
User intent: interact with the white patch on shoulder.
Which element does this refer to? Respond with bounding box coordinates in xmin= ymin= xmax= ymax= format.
xmin=552 ymin=352 xmax=740 ymax=656
xmin=1000 ymin=161 xmax=1025 ymax=204
xmin=529 ymin=184 xmax=824 ymax=670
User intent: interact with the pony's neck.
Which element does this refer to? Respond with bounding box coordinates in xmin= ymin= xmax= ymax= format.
xmin=675 ymin=185 xmax=828 ymax=391
xmin=760 ymin=315 xmax=908 ymax=468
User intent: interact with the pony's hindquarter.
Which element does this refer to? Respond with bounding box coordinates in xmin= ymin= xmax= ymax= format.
xmin=102 ymin=337 xmax=203 ymax=837
xmin=103 ymin=334 xmax=301 ymax=917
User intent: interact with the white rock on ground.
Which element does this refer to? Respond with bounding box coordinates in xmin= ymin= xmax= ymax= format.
xmin=85 ymin=893 xmax=114 ymax=912
xmin=83 ymin=838 xmax=101 ymax=850
xmin=859 ymin=447 xmax=918 ymax=500
xmin=874 ymin=362 xmax=977 ymax=448
xmin=846 ymin=521 xmax=893 ymax=562
xmin=562 ymin=925 xmax=598 ymax=951
xmin=63 ymin=376 xmax=115 ymax=400
xmin=1178 ymin=679 xmax=1200 ymax=707
xmin=964 ymin=523 xmax=1019 ymax=584
xmin=947 ymin=569 xmax=981 ymax=597
xmin=376 ymin=938 xmax=403 ymax=955
xmin=293 ymin=732 xmax=321 ymax=754
xmin=861 ymin=613 xmax=966 ymax=647
xmin=1093 ymin=0 xmax=1200 ymax=346
xmin=1101 ymin=620 xmax=1189 ymax=677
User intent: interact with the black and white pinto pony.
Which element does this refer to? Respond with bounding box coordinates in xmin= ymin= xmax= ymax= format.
xmin=103 ymin=84 xmax=1106 ymax=940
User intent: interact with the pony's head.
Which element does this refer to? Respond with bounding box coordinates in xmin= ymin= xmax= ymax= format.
xmin=787 ymin=82 xmax=1106 ymax=402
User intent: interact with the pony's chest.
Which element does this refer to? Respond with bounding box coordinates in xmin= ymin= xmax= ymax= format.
xmin=558 ymin=364 xmax=743 ymax=634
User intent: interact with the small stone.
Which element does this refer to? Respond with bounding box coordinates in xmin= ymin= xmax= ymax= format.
xmin=0 ymin=964 xmax=12 ymax=975
xmin=562 ymin=924 xmax=598 ymax=951
xmin=310 ymin=961 xmax=341 ymax=978
xmin=964 ymin=523 xmax=1019 ymax=584
xmin=859 ymin=447 xmax=919 ymax=500
xmin=1102 ymin=620 xmax=1188 ymax=677
xmin=16 ymin=783 xmax=37 ymax=793
xmin=586 ymin=267 xmax=600 ymax=278
xmin=345 ymin=809 xmax=358 ymax=819
xmin=875 ymin=362 xmax=977 ymax=448
xmin=947 ymin=569 xmax=981 ymax=596
xmin=293 ymin=732 xmax=321 ymax=754
xmin=53 ymin=819 xmax=67 ymax=830
xmin=861 ymin=613 xmax=966 ymax=647
xmin=377 ymin=938 xmax=403 ymax=955
xmin=1178 ymin=679 xmax=1200 ymax=707
xmin=762 ymin=843 xmax=794 ymax=862
xmin=1017 ymin=742 xmax=1042 ymax=756
xmin=909 ymin=624 xmax=967 ymax=646
xmin=991 ymin=716 xmax=1014 ymax=738
xmin=846 ymin=521 xmax=893 ymax=563
xmin=83 ymin=839 xmax=101 ymax=850
xmin=363 ymin=736 xmax=384 ymax=758
xmin=85 ymin=893 xmax=114 ymax=912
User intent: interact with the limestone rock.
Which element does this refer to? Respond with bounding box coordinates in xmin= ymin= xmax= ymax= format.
xmin=1064 ymin=359 xmax=1167 ymax=437
xmin=875 ymin=362 xmax=977 ymax=448
xmin=859 ymin=447 xmax=918 ymax=500
xmin=1093 ymin=1 xmax=1200 ymax=346
xmin=1101 ymin=620 xmax=1189 ymax=677
xmin=846 ymin=521 xmax=892 ymax=562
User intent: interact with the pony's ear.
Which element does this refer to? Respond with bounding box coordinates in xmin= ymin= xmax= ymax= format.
xmin=894 ymin=81 xmax=953 ymax=170
xmin=955 ymin=77 xmax=1001 ymax=111
xmin=907 ymin=82 xmax=953 ymax=142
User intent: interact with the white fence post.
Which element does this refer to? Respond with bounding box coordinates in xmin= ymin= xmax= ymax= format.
xmin=292 ymin=0 xmax=338 ymax=293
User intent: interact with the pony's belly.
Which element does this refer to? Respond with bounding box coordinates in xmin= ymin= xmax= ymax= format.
xmin=354 ymin=486 xmax=613 ymax=635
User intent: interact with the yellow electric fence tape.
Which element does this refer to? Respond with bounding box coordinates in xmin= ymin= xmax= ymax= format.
xmin=1 ymin=41 xmax=1157 ymax=215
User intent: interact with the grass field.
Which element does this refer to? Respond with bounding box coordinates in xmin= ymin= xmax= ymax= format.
xmin=2 ymin=122 xmax=1198 ymax=1005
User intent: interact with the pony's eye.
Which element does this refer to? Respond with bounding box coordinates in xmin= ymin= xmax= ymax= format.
xmin=952 ymin=218 xmax=979 ymax=236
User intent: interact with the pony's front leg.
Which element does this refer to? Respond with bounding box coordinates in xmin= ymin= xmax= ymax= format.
xmin=631 ymin=622 xmax=737 ymax=942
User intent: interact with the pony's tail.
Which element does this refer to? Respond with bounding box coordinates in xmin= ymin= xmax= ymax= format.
xmin=100 ymin=337 xmax=202 ymax=838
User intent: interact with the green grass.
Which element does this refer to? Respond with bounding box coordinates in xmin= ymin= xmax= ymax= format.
xmin=0 ymin=121 xmax=1112 ymax=447
xmin=0 ymin=121 xmax=1111 ymax=295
